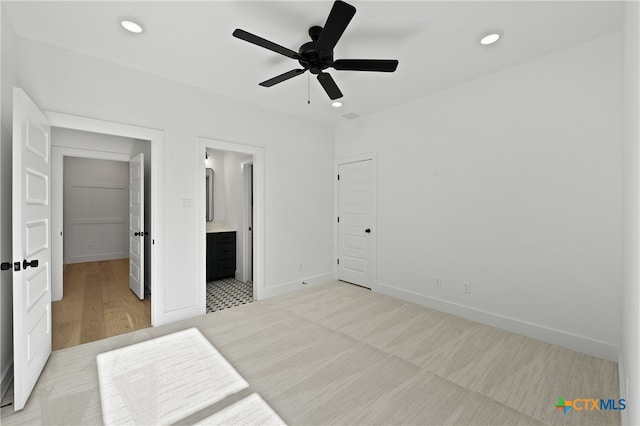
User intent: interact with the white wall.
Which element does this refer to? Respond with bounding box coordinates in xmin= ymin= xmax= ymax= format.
xmin=621 ymin=2 xmax=639 ymax=425
xmin=17 ymin=36 xmax=335 ymax=323
xmin=63 ymin=157 xmax=129 ymax=264
xmin=335 ymin=33 xmax=623 ymax=361
xmin=0 ymin=3 xmax=18 ymax=399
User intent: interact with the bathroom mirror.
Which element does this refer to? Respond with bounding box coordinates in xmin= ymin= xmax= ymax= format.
xmin=206 ymin=168 xmax=214 ymax=221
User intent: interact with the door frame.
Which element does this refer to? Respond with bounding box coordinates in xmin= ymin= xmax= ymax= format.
xmin=334 ymin=152 xmax=378 ymax=291
xmin=46 ymin=111 xmax=164 ymax=326
xmin=196 ymin=137 xmax=264 ymax=305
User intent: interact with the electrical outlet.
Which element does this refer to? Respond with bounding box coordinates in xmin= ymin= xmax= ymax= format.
xmin=464 ymin=282 xmax=471 ymax=294
xmin=88 ymin=243 xmax=93 ymax=249
xmin=436 ymin=277 xmax=442 ymax=288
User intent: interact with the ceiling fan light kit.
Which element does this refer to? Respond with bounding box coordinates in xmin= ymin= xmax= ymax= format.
xmin=232 ymin=0 xmax=398 ymax=101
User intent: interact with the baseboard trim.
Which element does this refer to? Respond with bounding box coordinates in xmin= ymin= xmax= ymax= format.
xmin=1 ymin=360 xmax=13 ymax=402
xmin=261 ymin=272 xmax=334 ymax=299
xmin=66 ymin=253 xmax=128 ymax=264
xmin=377 ymin=282 xmax=619 ymax=362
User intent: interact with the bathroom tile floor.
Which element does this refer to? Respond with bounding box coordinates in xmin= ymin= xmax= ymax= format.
xmin=206 ymin=278 xmax=253 ymax=313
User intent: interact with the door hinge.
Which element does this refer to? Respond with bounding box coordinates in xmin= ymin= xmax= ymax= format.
xmin=337 ymin=174 xmax=340 ymax=181
xmin=337 ymin=217 xmax=339 ymax=223
xmin=337 ymin=258 xmax=340 ymax=265
xmin=1 ymin=262 xmax=11 ymax=271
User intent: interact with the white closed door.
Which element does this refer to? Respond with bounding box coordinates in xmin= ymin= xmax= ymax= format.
xmin=12 ymin=88 xmax=52 ymax=411
xmin=129 ymin=153 xmax=144 ymax=299
xmin=338 ymin=159 xmax=374 ymax=288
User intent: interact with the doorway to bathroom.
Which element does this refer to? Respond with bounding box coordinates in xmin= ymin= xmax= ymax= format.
xmin=197 ymin=137 xmax=264 ymax=315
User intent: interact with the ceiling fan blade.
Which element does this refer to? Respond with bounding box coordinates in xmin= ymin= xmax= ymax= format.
xmin=259 ymin=69 xmax=307 ymax=87
xmin=233 ymin=29 xmax=300 ymax=59
xmin=332 ymin=59 xmax=399 ymax=72
xmin=317 ymin=72 xmax=343 ymax=100
xmin=315 ymin=1 xmax=356 ymax=54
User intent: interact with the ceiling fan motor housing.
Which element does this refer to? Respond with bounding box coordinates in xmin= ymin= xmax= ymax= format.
xmin=299 ymin=27 xmax=333 ymax=75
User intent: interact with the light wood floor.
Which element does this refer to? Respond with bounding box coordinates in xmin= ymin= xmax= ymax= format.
xmin=51 ymin=259 xmax=151 ymax=351
xmin=3 ymin=281 xmax=619 ymax=425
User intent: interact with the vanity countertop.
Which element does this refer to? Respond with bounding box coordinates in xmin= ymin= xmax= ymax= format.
xmin=206 ymin=223 xmax=236 ymax=234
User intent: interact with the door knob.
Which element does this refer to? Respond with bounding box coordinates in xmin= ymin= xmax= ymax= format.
xmin=365 ymin=228 xmax=371 ymax=233
xmin=23 ymin=259 xmax=39 ymax=269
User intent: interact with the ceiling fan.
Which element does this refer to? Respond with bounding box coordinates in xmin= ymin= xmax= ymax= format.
xmin=232 ymin=0 xmax=399 ymax=101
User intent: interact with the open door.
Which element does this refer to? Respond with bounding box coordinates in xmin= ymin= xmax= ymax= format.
xmin=12 ymin=88 xmax=52 ymax=411
xmin=129 ymin=153 xmax=144 ymax=299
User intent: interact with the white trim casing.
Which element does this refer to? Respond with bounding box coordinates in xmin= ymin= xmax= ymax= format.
xmin=261 ymin=272 xmax=334 ymax=299
xmin=45 ymin=111 xmax=165 ymax=326
xmin=65 ymin=253 xmax=128 ymax=264
xmin=377 ymin=281 xmax=619 ymax=362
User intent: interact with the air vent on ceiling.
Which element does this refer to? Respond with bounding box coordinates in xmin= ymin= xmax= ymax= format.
xmin=341 ymin=112 xmax=360 ymax=120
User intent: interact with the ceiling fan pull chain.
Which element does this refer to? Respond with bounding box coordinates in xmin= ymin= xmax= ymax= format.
xmin=307 ymin=72 xmax=311 ymax=104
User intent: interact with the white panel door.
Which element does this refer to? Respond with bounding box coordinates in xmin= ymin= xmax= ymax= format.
xmin=129 ymin=153 xmax=144 ymax=299
xmin=12 ymin=88 xmax=52 ymax=411
xmin=338 ymin=159 xmax=374 ymax=288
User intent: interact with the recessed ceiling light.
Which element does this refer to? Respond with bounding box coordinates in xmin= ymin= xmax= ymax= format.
xmin=332 ymin=101 xmax=343 ymax=108
xmin=120 ymin=19 xmax=144 ymax=34
xmin=480 ymin=31 xmax=502 ymax=46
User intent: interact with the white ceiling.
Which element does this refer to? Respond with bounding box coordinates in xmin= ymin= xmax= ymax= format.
xmin=4 ymin=1 xmax=623 ymax=125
